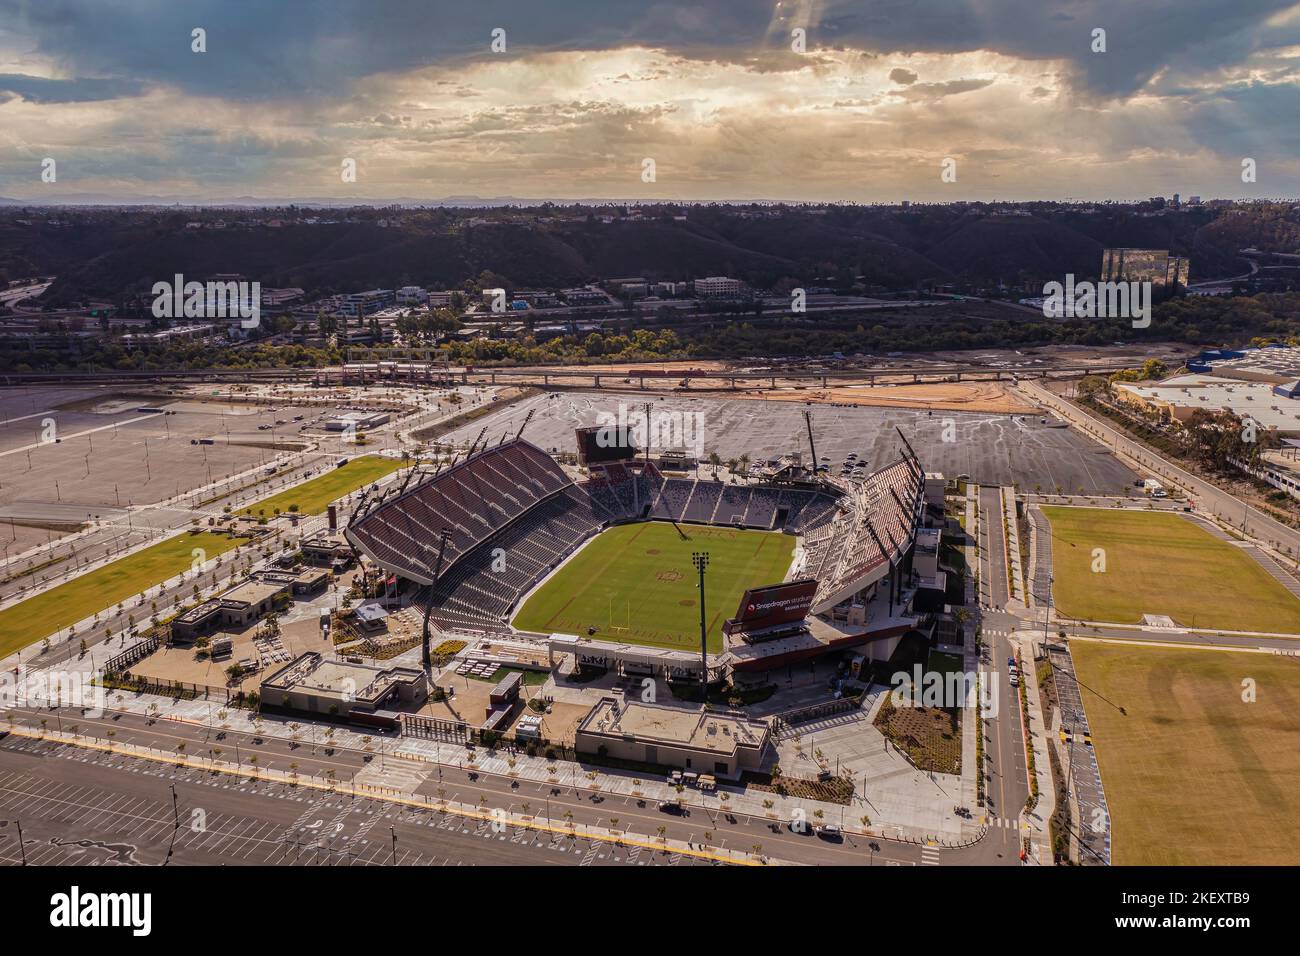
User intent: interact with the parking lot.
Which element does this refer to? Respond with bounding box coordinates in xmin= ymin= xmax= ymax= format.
xmin=0 ymin=739 xmax=689 ymax=866
xmin=435 ymin=391 xmax=1138 ymax=493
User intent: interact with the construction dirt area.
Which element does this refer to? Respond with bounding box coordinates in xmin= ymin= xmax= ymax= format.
xmin=734 ymin=380 xmax=1038 ymax=414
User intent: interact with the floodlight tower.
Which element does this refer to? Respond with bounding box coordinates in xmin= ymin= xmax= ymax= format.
xmin=420 ymin=527 xmax=452 ymax=672
xmin=692 ymin=551 xmax=710 ymax=697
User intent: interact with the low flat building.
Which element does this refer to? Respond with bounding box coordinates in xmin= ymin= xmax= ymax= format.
xmin=302 ymin=534 xmax=352 ymax=566
xmin=547 ymin=634 xmax=719 ymax=683
xmin=323 ymin=410 xmax=390 ymax=432
xmin=261 ymin=652 xmax=428 ymax=717
xmin=253 ymin=567 xmax=330 ymax=597
xmin=1114 ymin=373 xmax=1300 ymax=435
xmin=170 ymin=578 xmax=292 ymax=642
xmin=575 ymin=696 xmax=770 ymax=780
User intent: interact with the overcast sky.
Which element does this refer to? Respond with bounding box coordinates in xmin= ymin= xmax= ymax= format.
xmin=1 ymin=0 xmax=1299 ymax=202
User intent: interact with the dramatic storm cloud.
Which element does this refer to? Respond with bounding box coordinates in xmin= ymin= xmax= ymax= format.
xmin=0 ymin=0 xmax=1297 ymax=200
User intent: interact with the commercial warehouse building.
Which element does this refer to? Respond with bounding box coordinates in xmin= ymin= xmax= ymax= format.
xmin=1113 ymin=373 xmax=1300 ymax=435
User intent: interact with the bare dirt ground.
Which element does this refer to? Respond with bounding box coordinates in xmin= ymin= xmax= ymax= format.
xmin=734 ymin=380 xmax=1038 ymax=414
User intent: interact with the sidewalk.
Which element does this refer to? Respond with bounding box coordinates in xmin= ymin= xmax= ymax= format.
xmin=1012 ymin=635 xmax=1055 ymax=865
xmin=1002 ymin=487 xmax=1027 ymax=608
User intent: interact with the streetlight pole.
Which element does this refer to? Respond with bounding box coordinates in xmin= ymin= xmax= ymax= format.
xmin=692 ymin=551 xmax=710 ymax=700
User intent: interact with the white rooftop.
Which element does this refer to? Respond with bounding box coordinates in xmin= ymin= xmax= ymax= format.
xmin=1116 ymin=373 xmax=1300 ymax=431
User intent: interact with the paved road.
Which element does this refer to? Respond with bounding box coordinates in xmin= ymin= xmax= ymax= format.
xmin=0 ymin=707 xmax=1007 ymax=866
xmin=970 ymin=489 xmax=1031 ymax=862
xmin=978 ymin=486 xmax=1010 ymax=610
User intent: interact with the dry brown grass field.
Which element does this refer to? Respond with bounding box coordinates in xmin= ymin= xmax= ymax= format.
xmin=1071 ymin=641 xmax=1300 ymax=865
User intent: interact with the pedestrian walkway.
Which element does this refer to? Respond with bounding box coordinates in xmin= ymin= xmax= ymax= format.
xmin=1002 ymin=487 xmax=1027 ymax=607
xmin=1027 ymin=506 xmax=1053 ymax=610
xmin=1046 ymin=643 xmax=1111 ymax=865
xmin=1012 ymin=636 xmax=1055 ymax=866
xmin=1184 ymin=513 xmax=1300 ymax=600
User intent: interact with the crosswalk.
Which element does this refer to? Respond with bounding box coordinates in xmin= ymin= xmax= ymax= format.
xmin=920 ymin=846 xmax=940 ymax=865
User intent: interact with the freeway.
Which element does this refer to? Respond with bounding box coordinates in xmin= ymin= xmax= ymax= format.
xmin=0 ymin=360 xmax=1150 ymax=389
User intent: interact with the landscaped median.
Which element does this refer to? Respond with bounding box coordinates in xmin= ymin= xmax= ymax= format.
xmin=0 ymin=530 xmax=242 ymax=659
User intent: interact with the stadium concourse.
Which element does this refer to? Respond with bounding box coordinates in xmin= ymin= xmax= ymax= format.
xmin=345 ymin=427 xmax=947 ymax=684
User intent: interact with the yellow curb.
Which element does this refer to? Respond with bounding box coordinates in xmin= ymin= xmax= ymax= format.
xmin=3 ymin=725 xmax=766 ymax=866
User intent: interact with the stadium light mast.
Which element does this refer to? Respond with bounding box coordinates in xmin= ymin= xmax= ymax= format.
xmin=421 ymin=527 xmax=452 ymax=673
xmin=803 ymin=410 xmax=818 ymax=475
xmin=692 ymin=551 xmax=710 ymax=698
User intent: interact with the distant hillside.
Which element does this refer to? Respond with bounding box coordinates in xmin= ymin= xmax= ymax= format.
xmin=2 ymin=201 xmax=1294 ymax=305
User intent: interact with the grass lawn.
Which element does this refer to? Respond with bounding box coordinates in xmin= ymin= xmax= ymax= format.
xmin=238 ymin=456 xmax=406 ymax=518
xmin=1071 ymin=641 xmax=1300 ymax=865
xmin=0 ymin=531 xmax=242 ymax=658
xmin=1042 ymin=506 xmax=1300 ymax=633
xmin=512 ymin=521 xmax=795 ymax=652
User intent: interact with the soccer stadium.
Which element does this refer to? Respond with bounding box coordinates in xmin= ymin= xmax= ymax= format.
xmin=345 ymin=418 xmax=947 ymax=688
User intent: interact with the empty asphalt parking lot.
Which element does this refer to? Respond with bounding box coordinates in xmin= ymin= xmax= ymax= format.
xmin=442 ymin=391 xmax=1138 ymax=494
xmin=0 ymin=738 xmax=699 ymax=867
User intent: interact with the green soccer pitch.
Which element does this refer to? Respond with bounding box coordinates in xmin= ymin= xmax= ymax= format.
xmin=511 ymin=521 xmax=796 ymax=652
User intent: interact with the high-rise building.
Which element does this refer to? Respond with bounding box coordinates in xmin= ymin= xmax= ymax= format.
xmin=1101 ymin=248 xmax=1189 ymax=289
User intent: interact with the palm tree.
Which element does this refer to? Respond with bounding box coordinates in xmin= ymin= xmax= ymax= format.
xmin=708 ymin=451 xmax=722 ymax=478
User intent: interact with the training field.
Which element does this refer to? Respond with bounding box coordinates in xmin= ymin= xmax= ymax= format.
xmin=512 ymin=521 xmax=796 ymax=652
xmin=1042 ymin=507 xmax=1300 ymax=633
xmin=1072 ymin=641 xmax=1300 ymax=865
xmin=239 ymin=456 xmax=405 ymax=518
xmin=0 ymin=531 xmax=241 ymax=658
